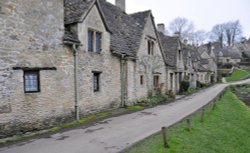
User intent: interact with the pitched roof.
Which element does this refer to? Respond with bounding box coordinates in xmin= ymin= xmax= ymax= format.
xmin=99 ymin=0 xmax=150 ymax=56
xmin=158 ymin=32 xmax=180 ymax=67
xmin=129 ymin=10 xmax=151 ymax=27
xmin=64 ymin=0 xmax=150 ymax=57
xmin=64 ymin=0 xmax=95 ymax=25
xmin=63 ymin=29 xmax=81 ymax=44
xmin=198 ymin=63 xmax=210 ymax=72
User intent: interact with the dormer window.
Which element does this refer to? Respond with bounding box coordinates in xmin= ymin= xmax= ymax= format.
xmin=88 ymin=29 xmax=102 ymax=53
xmin=147 ymin=40 xmax=154 ymax=55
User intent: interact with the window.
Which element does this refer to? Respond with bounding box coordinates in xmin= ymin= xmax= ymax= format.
xmin=88 ymin=30 xmax=94 ymax=52
xmin=93 ymin=72 xmax=101 ymax=92
xmin=178 ymin=50 xmax=181 ymax=60
xmin=96 ymin=32 xmax=102 ymax=53
xmin=88 ymin=29 xmax=102 ymax=53
xmin=147 ymin=40 xmax=154 ymax=55
xmin=153 ymin=76 xmax=159 ymax=88
xmin=140 ymin=75 xmax=144 ymax=85
xmin=24 ymin=71 xmax=40 ymax=93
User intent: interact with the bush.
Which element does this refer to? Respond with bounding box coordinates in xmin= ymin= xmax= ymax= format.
xmin=180 ymin=80 xmax=190 ymax=92
xmin=136 ymin=94 xmax=169 ymax=107
xmin=196 ymin=81 xmax=208 ymax=88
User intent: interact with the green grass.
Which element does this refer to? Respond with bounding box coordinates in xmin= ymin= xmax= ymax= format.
xmin=126 ymin=89 xmax=250 ymax=153
xmin=225 ymin=68 xmax=250 ymax=82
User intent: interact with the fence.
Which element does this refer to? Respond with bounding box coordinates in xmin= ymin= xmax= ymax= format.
xmin=161 ymin=88 xmax=227 ymax=149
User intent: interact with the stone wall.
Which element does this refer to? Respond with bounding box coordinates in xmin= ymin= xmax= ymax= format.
xmin=0 ymin=0 xmax=76 ymax=138
xmin=77 ymin=5 xmax=121 ymax=113
xmin=126 ymin=15 xmax=167 ymax=104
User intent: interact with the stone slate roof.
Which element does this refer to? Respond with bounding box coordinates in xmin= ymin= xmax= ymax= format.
xmin=64 ymin=0 xmax=150 ymax=57
xmin=189 ymin=48 xmax=210 ymax=72
xmin=64 ymin=0 xmax=95 ymax=25
xmin=64 ymin=29 xmax=81 ymax=44
xmin=158 ymin=32 xmax=180 ymax=67
xmin=130 ymin=10 xmax=151 ymax=27
xmin=225 ymin=49 xmax=241 ymax=59
xmin=200 ymin=58 xmax=209 ymax=64
xmin=99 ymin=0 xmax=149 ymax=56
xmin=198 ymin=63 xmax=209 ymax=72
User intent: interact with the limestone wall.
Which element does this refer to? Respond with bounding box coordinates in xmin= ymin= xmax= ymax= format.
xmin=77 ymin=6 xmax=121 ymax=113
xmin=126 ymin=16 xmax=167 ymax=103
xmin=0 ymin=0 xmax=76 ymax=138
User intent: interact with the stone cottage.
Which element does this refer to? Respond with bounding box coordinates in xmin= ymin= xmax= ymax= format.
xmin=0 ymin=0 xmax=75 ymax=138
xmin=198 ymin=44 xmax=218 ymax=83
xmin=182 ymin=44 xmax=197 ymax=88
xmin=0 ymin=0 xmax=168 ymax=138
xmin=157 ymin=26 xmax=185 ymax=94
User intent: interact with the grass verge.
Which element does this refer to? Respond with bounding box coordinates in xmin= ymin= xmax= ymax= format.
xmin=225 ymin=68 xmax=250 ymax=82
xmin=125 ymin=88 xmax=250 ymax=153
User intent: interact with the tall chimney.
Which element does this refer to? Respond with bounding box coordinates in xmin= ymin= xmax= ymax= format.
xmin=115 ymin=0 xmax=126 ymax=12
xmin=157 ymin=23 xmax=165 ymax=33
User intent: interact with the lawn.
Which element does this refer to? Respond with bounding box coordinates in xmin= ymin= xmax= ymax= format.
xmin=125 ymin=89 xmax=250 ymax=153
xmin=225 ymin=68 xmax=250 ymax=82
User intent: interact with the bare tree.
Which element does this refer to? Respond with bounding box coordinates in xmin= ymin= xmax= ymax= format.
xmin=210 ymin=20 xmax=243 ymax=47
xmin=168 ymin=17 xmax=194 ymax=40
xmin=189 ymin=30 xmax=207 ymax=46
xmin=224 ymin=20 xmax=242 ymax=46
xmin=210 ymin=24 xmax=225 ymax=48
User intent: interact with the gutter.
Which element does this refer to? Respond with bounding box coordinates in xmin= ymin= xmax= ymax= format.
xmin=73 ymin=44 xmax=80 ymax=120
xmin=120 ymin=53 xmax=126 ymax=108
xmin=64 ymin=41 xmax=81 ymax=120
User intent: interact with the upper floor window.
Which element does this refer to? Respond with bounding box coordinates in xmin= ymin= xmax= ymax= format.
xmin=148 ymin=40 xmax=154 ymax=55
xmin=88 ymin=29 xmax=102 ymax=53
xmin=178 ymin=50 xmax=182 ymax=60
xmin=24 ymin=70 xmax=40 ymax=93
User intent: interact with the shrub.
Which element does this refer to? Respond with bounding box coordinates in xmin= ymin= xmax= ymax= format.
xmin=136 ymin=94 xmax=169 ymax=107
xmin=180 ymin=80 xmax=190 ymax=92
xmin=196 ymin=81 xmax=208 ymax=88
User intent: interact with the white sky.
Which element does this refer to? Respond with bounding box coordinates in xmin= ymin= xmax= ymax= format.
xmin=107 ymin=0 xmax=250 ymax=38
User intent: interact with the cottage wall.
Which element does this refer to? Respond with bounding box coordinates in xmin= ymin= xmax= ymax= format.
xmin=77 ymin=5 xmax=121 ymax=113
xmin=0 ymin=0 xmax=76 ymax=138
xmin=127 ymin=16 xmax=167 ymax=103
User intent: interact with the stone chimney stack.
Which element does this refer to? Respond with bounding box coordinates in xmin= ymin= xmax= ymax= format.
xmin=173 ymin=32 xmax=180 ymax=38
xmin=115 ymin=0 xmax=126 ymax=12
xmin=157 ymin=23 xmax=165 ymax=33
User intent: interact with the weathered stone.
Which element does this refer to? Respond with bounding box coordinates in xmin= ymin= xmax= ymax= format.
xmin=0 ymin=104 xmax=11 ymax=114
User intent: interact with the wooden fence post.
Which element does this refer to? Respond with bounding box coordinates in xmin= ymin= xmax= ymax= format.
xmin=201 ymin=108 xmax=205 ymax=122
xmin=161 ymin=127 xmax=169 ymax=148
xmin=186 ymin=118 xmax=191 ymax=131
xmin=212 ymin=101 xmax=216 ymax=110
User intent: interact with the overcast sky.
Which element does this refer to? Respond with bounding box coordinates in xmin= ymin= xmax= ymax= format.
xmin=107 ymin=0 xmax=250 ymax=38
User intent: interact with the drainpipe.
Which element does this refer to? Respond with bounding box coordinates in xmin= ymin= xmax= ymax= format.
xmin=73 ymin=44 xmax=80 ymax=120
xmin=120 ymin=53 xmax=126 ymax=107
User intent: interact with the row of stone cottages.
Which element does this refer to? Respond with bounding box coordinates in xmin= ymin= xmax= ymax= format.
xmin=0 ymin=0 xmax=217 ymax=138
